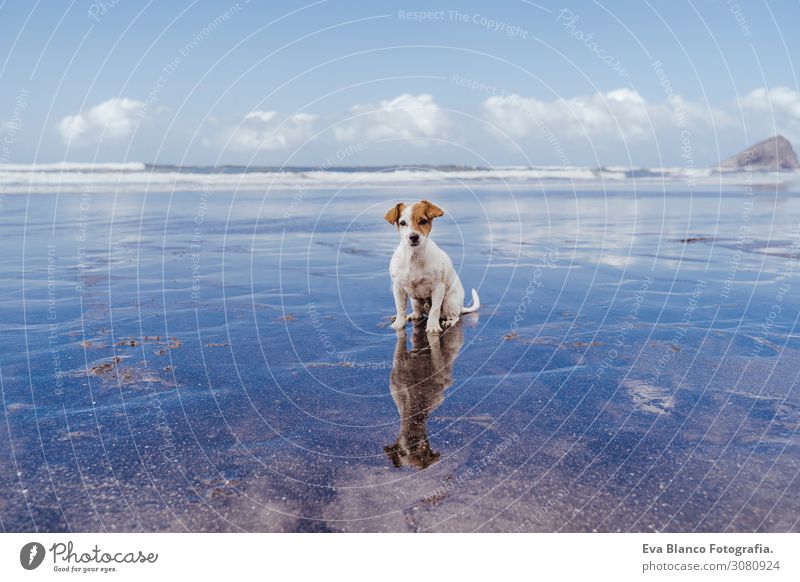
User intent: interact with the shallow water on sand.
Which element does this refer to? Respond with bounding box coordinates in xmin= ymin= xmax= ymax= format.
xmin=1 ymin=186 xmax=799 ymax=532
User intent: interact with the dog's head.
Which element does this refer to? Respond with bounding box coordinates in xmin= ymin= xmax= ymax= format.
xmin=384 ymin=200 xmax=444 ymax=249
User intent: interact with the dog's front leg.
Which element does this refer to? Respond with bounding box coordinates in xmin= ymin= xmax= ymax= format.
xmin=408 ymin=297 xmax=427 ymax=321
xmin=426 ymin=283 xmax=445 ymax=334
xmin=390 ymin=284 xmax=409 ymax=331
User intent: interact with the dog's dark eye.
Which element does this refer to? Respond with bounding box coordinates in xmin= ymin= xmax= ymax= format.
xmin=398 ymin=220 xmax=407 ymax=226
xmin=419 ymin=218 xmax=428 ymax=225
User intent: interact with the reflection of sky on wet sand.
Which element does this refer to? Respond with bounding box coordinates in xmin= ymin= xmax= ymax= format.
xmin=0 ymin=186 xmax=798 ymax=532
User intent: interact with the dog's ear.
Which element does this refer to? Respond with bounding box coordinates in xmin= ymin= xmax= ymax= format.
xmin=384 ymin=202 xmax=406 ymax=225
xmin=421 ymin=200 xmax=444 ymax=219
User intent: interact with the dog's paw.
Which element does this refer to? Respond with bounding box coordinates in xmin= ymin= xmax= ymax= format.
xmin=390 ymin=319 xmax=407 ymax=331
xmin=426 ymin=323 xmax=442 ymax=334
xmin=406 ymin=312 xmax=422 ymax=322
xmin=442 ymin=317 xmax=459 ymax=328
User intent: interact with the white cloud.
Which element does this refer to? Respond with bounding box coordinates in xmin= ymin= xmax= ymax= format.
xmin=53 ymin=88 xmax=800 ymax=165
xmin=482 ymin=89 xmax=729 ymax=143
xmin=243 ymin=110 xmax=277 ymax=123
xmin=739 ymin=86 xmax=800 ymax=116
xmin=738 ymin=86 xmax=800 ymax=140
xmin=57 ymin=97 xmax=145 ymax=146
xmin=225 ymin=110 xmax=317 ymax=150
xmin=334 ymin=93 xmax=448 ymax=144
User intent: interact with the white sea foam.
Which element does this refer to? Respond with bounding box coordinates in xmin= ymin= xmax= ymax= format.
xmin=0 ymin=161 xmax=147 ymax=172
xmin=0 ymin=162 xmax=794 ymax=193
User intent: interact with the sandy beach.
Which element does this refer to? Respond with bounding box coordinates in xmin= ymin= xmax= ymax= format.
xmin=0 ymin=183 xmax=797 ymax=532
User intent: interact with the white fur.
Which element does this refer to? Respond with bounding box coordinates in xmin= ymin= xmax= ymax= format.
xmin=388 ymin=203 xmax=480 ymax=334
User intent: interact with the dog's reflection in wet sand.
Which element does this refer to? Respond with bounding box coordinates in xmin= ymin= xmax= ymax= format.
xmin=384 ymin=323 xmax=464 ymax=470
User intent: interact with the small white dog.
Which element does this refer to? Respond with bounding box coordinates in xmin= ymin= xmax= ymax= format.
xmin=384 ymin=200 xmax=480 ymax=334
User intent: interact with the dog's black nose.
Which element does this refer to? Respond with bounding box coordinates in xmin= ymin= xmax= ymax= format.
xmin=409 ymin=233 xmax=420 ymax=243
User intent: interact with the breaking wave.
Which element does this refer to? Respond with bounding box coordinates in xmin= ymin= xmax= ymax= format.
xmin=0 ymin=162 xmax=793 ymax=194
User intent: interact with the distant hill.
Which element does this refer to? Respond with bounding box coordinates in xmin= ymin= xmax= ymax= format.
xmin=719 ymin=135 xmax=799 ymax=171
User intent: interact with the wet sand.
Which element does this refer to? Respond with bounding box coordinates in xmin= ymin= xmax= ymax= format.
xmin=1 ymin=186 xmax=798 ymax=532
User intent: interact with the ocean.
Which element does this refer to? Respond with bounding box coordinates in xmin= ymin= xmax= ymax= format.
xmin=0 ymin=161 xmax=793 ymax=194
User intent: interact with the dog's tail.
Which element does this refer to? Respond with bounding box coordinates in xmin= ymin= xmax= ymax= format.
xmin=461 ymin=288 xmax=481 ymax=314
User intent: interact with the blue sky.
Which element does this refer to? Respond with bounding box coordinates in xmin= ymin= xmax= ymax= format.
xmin=1 ymin=0 xmax=799 ymax=167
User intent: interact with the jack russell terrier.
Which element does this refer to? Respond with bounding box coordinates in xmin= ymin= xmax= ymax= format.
xmin=384 ymin=200 xmax=480 ymax=334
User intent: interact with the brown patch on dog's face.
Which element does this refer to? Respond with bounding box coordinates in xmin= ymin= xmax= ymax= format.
xmin=384 ymin=202 xmax=406 ymax=225
xmin=411 ymin=200 xmax=444 ymax=236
